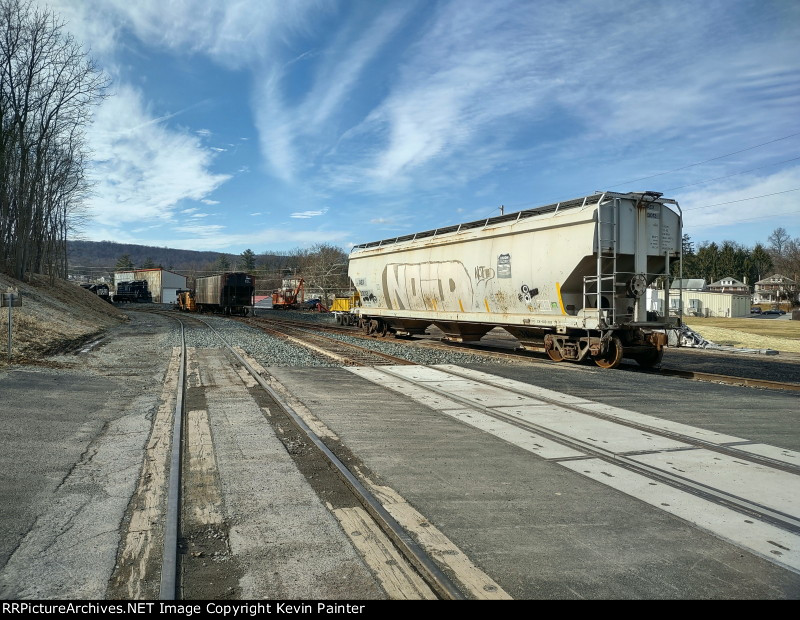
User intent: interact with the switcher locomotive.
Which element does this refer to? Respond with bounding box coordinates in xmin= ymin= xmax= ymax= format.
xmin=348 ymin=191 xmax=683 ymax=369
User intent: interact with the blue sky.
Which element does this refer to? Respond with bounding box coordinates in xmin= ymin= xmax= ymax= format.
xmin=51 ymin=0 xmax=800 ymax=253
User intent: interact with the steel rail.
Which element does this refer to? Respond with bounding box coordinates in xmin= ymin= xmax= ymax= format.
xmin=159 ymin=317 xmax=186 ymax=600
xmin=248 ymin=320 xmax=417 ymax=366
xmin=193 ymin=317 xmax=465 ymax=600
xmin=434 ymin=365 xmax=800 ymax=476
xmin=375 ymin=365 xmax=800 ymax=536
xmin=248 ymin=314 xmax=800 ymax=393
xmin=653 ymin=366 xmax=800 ymax=392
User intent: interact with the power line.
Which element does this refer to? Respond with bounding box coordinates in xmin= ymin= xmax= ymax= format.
xmin=683 ymin=187 xmax=800 ymax=211
xmin=664 ymin=155 xmax=800 ymax=191
xmin=684 ymin=209 xmax=800 ymax=228
xmin=606 ymin=131 xmax=800 ymax=188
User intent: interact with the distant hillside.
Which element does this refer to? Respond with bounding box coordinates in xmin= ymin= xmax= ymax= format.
xmin=67 ymin=240 xmax=238 ymax=273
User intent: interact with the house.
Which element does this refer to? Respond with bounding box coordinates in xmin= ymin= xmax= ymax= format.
xmin=707 ymin=276 xmax=749 ymax=295
xmin=753 ymin=274 xmax=798 ymax=304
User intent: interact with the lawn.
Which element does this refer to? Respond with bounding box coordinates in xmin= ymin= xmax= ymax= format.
xmin=684 ymin=316 xmax=800 ymax=352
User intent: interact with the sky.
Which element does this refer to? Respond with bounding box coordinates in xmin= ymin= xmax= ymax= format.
xmin=45 ymin=0 xmax=800 ymax=254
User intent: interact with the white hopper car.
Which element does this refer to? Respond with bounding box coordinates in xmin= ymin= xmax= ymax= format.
xmin=348 ymin=191 xmax=683 ymax=369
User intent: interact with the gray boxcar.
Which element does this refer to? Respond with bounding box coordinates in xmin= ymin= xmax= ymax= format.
xmin=195 ymin=272 xmax=255 ymax=316
xmin=348 ymin=191 xmax=683 ymax=368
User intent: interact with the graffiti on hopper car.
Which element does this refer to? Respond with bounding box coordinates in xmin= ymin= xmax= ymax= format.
xmin=474 ymin=266 xmax=495 ymax=283
xmin=382 ymin=261 xmax=474 ymax=311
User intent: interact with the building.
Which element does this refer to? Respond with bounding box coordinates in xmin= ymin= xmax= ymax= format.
xmin=753 ymin=274 xmax=798 ymax=304
xmin=646 ymin=287 xmax=750 ymax=318
xmin=707 ymin=276 xmax=749 ymax=295
xmin=669 ymin=278 xmax=706 ymax=291
xmin=113 ymin=268 xmax=187 ymax=304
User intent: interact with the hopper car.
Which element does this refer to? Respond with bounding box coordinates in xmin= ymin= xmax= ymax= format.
xmin=348 ymin=191 xmax=684 ymax=369
xmin=195 ymin=272 xmax=255 ymax=316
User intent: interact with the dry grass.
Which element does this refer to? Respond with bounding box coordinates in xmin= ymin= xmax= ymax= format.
xmin=685 ymin=317 xmax=800 ymax=353
xmin=0 ymin=272 xmax=127 ymax=365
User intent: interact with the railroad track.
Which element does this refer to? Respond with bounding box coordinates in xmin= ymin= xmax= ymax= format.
xmin=250 ymin=312 xmax=800 ymax=393
xmin=351 ymin=363 xmax=800 ymax=573
xmin=140 ymin=312 xmax=471 ymax=600
xmin=241 ymin=316 xmax=415 ymax=366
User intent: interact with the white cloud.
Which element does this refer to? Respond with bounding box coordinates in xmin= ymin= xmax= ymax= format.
xmin=254 ymin=4 xmax=411 ymax=181
xmin=677 ymin=165 xmax=800 ymax=237
xmin=86 ymin=85 xmax=230 ymax=232
xmin=290 ymin=208 xmax=328 ymax=219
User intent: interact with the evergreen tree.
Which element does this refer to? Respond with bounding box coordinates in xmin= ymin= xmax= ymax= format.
xmin=213 ymin=254 xmax=231 ymax=272
xmin=115 ymin=254 xmax=135 ymax=270
xmin=239 ymin=249 xmax=256 ymax=271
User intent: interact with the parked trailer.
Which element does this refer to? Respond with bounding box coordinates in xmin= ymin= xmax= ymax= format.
xmin=195 ymin=272 xmax=255 ymax=316
xmin=348 ymin=191 xmax=683 ymax=369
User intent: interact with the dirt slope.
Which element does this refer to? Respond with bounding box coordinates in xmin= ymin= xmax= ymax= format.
xmin=0 ymin=273 xmax=127 ymax=366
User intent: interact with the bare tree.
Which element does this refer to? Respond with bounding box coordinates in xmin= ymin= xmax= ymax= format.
xmin=298 ymin=243 xmax=350 ymax=306
xmin=0 ymin=0 xmax=108 ymax=280
xmin=767 ymin=227 xmax=790 ymax=260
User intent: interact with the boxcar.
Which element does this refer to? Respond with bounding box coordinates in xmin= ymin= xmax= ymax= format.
xmin=195 ymin=272 xmax=255 ymax=316
xmin=348 ymin=191 xmax=683 ymax=368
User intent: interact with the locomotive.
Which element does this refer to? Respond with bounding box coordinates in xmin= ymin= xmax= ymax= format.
xmin=113 ymin=280 xmax=152 ymax=303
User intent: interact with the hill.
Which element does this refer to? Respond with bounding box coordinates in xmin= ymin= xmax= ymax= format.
xmin=67 ymin=240 xmax=242 ymax=276
xmin=0 ymin=272 xmax=127 ymax=367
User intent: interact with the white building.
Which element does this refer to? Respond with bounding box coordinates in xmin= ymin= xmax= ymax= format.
xmin=647 ymin=288 xmax=751 ymax=318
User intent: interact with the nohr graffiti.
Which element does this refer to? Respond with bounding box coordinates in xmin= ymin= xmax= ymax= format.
xmin=475 ymin=266 xmax=495 ymax=283
xmin=382 ymin=261 xmax=474 ymax=311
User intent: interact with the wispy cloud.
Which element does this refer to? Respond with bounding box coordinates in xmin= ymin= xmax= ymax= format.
xmin=291 ymin=208 xmax=328 ymax=219
xmin=254 ymin=3 xmax=412 ymax=181
xmin=86 ymin=84 xmax=230 ymax=232
xmin=678 ymin=165 xmax=800 ymax=238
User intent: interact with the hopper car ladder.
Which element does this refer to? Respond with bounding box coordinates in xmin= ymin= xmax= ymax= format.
xmin=583 ymin=194 xmax=630 ymax=329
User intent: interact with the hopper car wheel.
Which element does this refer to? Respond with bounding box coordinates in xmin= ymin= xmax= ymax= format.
xmin=634 ymin=347 xmax=663 ymax=368
xmin=594 ymin=336 xmax=623 ymax=369
xmin=545 ymin=341 xmax=564 ymax=362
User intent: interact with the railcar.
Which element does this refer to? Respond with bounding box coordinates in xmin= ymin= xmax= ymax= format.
xmin=195 ymin=272 xmax=255 ymax=316
xmin=348 ymin=191 xmax=683 ymax=369
xmin=80 ymin=283 xmax=111 ymax=302
xmin=175 ymin=289 xmax=196 ymax=312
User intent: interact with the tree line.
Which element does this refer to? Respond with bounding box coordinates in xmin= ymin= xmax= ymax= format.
xmin=0 ymin=0 xmax=107 ymax=282
xmin=677 ymin=227 xmax=800 ymax=288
